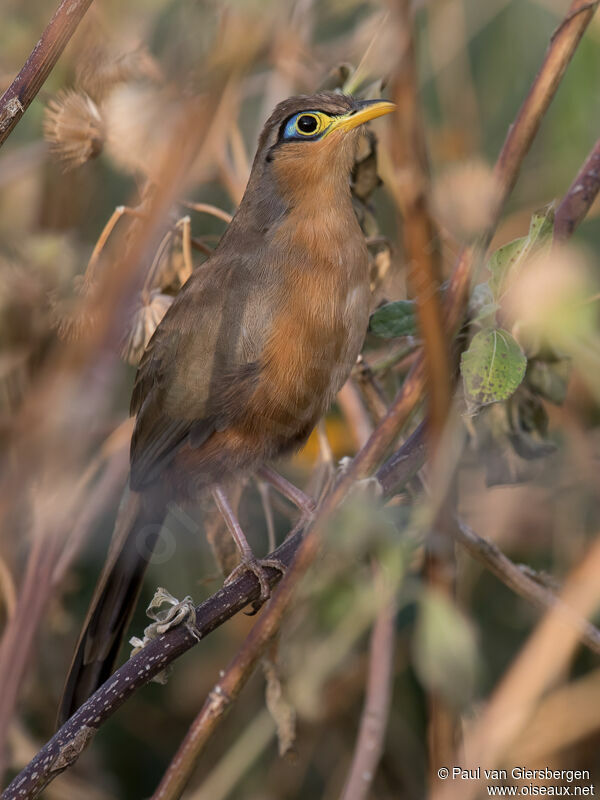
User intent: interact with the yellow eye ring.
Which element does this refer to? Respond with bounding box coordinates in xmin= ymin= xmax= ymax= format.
xmin=294 ymin=113 xmax=325 ymax=137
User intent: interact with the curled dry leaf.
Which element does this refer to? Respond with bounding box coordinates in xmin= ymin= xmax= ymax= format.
xmin=261 ymin=656 xmax=297 ymax=758
xmin=44 ymin=90 xmax=105 ymax=170
xmin=121 ymin=290 xmax=173 ymax=365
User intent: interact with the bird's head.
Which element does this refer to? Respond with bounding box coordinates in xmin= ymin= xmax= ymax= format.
xmin=239 ymin=92 xmax=395 ymax=225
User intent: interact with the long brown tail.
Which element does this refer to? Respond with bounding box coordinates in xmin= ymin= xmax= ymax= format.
xmin=58 ymin=489 xmax=166 ymax=726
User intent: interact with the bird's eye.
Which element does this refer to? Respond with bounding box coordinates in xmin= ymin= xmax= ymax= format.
xmin=281 ymin=111 xmax=329 ymax=141
xmin=296 ymin=114 xmax=319 ymax=134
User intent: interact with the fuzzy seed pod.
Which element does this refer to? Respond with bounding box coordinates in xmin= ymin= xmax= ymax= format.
xmin=44 ymin=90 xmax=105 ymax=170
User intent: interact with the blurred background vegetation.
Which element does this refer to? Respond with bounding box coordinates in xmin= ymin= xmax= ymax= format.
xmin=0 ymin=1 xmax=599 ymax=798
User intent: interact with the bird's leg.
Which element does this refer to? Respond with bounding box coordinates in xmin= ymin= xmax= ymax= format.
xmin=256 ymin=465 xmax=316 ymax=518
xmin=211 ymin=485 xmax=285 ymax=600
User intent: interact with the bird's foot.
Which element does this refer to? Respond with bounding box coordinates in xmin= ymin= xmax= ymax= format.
xmin=224 ymin=555 xmax=286 ymax=601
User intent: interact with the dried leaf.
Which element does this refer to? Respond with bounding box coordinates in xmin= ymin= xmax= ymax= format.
xmin=121 ymin=290 xmax=173 ymax=365
xmin=262 ymin=656 xmax=296 ymax=758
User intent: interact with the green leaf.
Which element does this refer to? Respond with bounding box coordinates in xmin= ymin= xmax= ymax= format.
xmin=461 ymin=328 xmax=527 ymax=412
xmin=488 ymin=238 xmax=526 ymax=298
xmin=488 ymin=204 xmax=554 ymax=299
xmin=368 ymin=300 xmax=417 ymax=338
xmin=413 ymin=590 xmax=479 ymax=708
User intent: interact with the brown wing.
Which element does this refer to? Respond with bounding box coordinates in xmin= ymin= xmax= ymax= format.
xmin=129 ymin=256 xmax=273 ymax=490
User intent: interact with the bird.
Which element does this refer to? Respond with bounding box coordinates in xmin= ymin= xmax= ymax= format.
xmin=59 ymin=91 xmax=395 ymax=725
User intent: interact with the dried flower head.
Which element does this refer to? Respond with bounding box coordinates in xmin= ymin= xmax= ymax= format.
xmin=44 ymin=90 xmax=105 ymax=170
xmin=121 ymin=290 xmax=173 ymax=365
xmin=432 ymin=159 xmax=500 ymax=242
xmin=503 ymin=245 xmax=597 ymax=355
xmin=102 ymin=84 xmax=182 ymax=179
xmin=49 ymin=275 xmax=99 ymax=341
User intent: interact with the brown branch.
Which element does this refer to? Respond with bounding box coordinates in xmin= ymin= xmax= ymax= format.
xmin=376 ymin=420 xmax=427 ymax=496
xmin=388 ymin=0 xmax=450 ymax=442
xmin=554 ymin=135 xmax=600 ymax=240
xmin=340 ymin=566 xmax=396 ymax=800
xmin=0 ymin=0 xmax=94 ymax=150
xmin=493 ymin=0 xmax=599 ymax=213
xmin=453 ymin=519 xmax=600 ymax=657
xmin=388 ymin=0 xmax=458 ymax=770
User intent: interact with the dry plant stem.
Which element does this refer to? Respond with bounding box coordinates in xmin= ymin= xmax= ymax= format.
xmin=150 ymin=626 xmax=285 ymax=800
xmin=337 ymin=381 xmax=375 ymax=451
xmin=0 ymin=443 xmax=129 ymax=778
xmin=494 ymin=0 xmax=599 ymax=211
xmin=453 ymin=520 xmax=600 ymax=657
xmin=85 ymin=206 xmax=146 ymax=283
xmin=0 ymin=557 xmax=16 ymax=621
xmin=432 ymin=534 xmax=600 ymax=800
xmin=376 ymin=420 xmax=428 ymax=496
xmin=352 ymin=357 xmax=388 ymax=424
xmin=0 ymin=533 xmax=62 ymax=777
xmin=389 ymin=0 xmax=450 ymax=440
xmin=389 ymin=0 xmax=455 ymax=772
xmin=177 ymin=216 xmax=194 ymax=284
xmin=181 ymin=201 xmax=233 ymax=224
xmin=554 ymin=135 xmax=600 ymax=239
xmin=340 ymin=568 xmax=396 ymax=800
xmin=0 ymin=0 xmax=94 ymax=149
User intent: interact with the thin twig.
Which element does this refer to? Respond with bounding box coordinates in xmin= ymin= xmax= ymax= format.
xmin=452 ymin=519 xmax=600 ymax=657
xmin=340 ymin=565 xmax=397 ymax=800
xmin=0 ymin=441 xmax=129 ymax=779
xmin=0 ymin=0 xmax=94 ymax=149
xmin=352 ymin=356 xmax=388 ymax=424
xmin=180 ymin=201 xmax=233 ymax=224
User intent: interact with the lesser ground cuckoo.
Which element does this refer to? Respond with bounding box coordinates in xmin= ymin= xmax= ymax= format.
xmin=59 ymin=92 xmax=395 ymax=724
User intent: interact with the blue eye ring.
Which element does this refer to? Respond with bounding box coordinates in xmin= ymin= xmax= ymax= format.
xmin=283 ymin=111 xmax=329 ymax=141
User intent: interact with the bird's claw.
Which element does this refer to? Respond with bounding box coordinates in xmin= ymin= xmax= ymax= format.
xmin=224 ymin=556 xmax=286 ymax=601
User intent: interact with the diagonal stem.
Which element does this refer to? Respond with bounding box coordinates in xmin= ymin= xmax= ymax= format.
xmin=0 ymin=0 xmax=94 ymax=150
